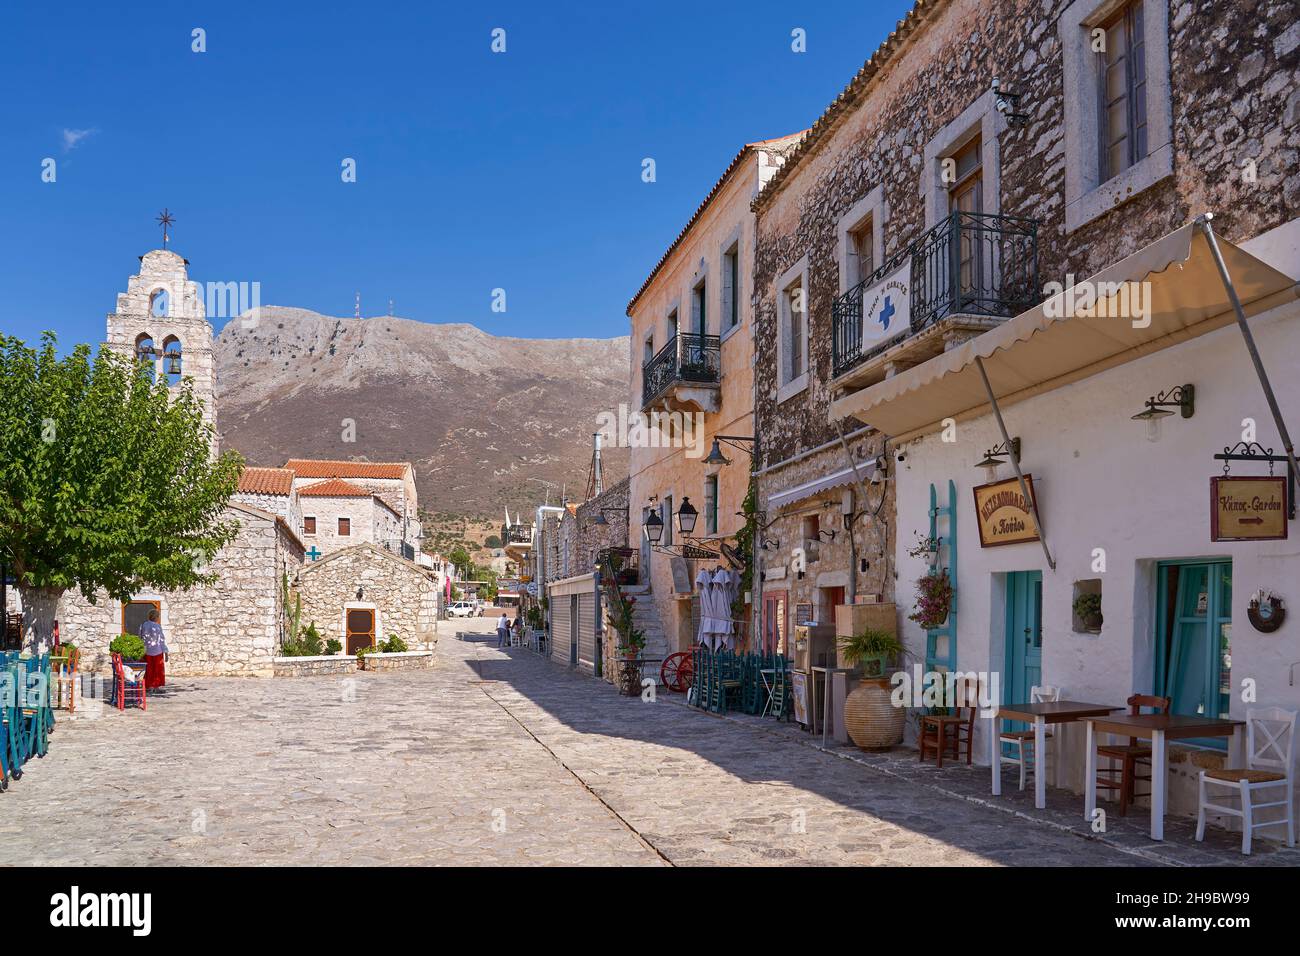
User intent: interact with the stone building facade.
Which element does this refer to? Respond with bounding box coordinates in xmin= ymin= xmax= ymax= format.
xmin=294 ymin=544 xmax=440 ymax=653
xmin=104 ymin=249 xmax=218 ymax=455
xmin=285 ymin=459 xmax=421 ymax=548
xmin=58 ymin=502 xmax=305 ymax=677
xmin=554 ymin=477 xmax=631 ymax=579
xmin=745 ymin=0 xmax=1300 ymax=825
xmin=297 ymin=479 xmax=403 ymax=557
xmin=626 ymin=134 xmax=803 ymax=655
xmin=751 ymin=0 xmax=1299 ymax=656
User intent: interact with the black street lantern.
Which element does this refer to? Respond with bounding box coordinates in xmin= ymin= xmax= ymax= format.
xmin=677 ymin=497 xmax=698 ymax=535
xmin=644 ymin=508 xmax=664 ymax=544
xmin=703 ymin=439 xmax=732 ymax=468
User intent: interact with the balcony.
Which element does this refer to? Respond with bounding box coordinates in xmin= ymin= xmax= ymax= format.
xmin=503 ymin=524 xmax=534 ymax=561
xmin=640 ymin=332 xmax=721 ymax=413
xmin=831 ymin=211 xmax=1039 ymax=389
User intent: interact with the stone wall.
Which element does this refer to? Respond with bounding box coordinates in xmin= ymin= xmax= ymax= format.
xmin=758 ymin=435 xmax=896 ymax=638
xmin=555 ymin=478 xmax=631 ymax=580
xmin=271 ymin=650 xmax=435 ymax=677
xmin=104 ymin=249 xmax=217 ymax=454
xmin=299 ymin=494 xmax=398 ymax=556
xmin=56 ymin=502 xmax=298 ymax=677
xmin=295 ymin=544 xmax=439 ymax=651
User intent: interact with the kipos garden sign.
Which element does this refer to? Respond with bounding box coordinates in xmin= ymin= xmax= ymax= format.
xmin=973 ymin=475 xmax=1040 ymax=548
xmin=1210 ymin=476 xmax=1288 ymax=541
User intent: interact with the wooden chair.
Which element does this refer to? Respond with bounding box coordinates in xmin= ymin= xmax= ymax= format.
xmin=999 ymin=685 xmax=1062 ymax=790
xmin=919 ymin=677 xmax=979 ymax=767
xmin=1197 ymin=707 xmax=1296 ymax=855
xmin=111 ymin=653 xmax=147 ymax=711
xmin=1095 ymin=693 xmax=1169 ymax=815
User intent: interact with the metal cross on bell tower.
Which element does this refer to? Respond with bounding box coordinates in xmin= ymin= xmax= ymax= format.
xmin=156 ymin=208 xmax=175 ymax=249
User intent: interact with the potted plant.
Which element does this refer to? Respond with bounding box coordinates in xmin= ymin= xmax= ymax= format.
xmin=607 ymin=587 xmax=646 ymax=695
xmin=908 ymin=571 xmax=954 ymax=630
xmin=839 ymin=628 xmax=907 ymax=751
xmin=109 ymin=633 xmax=146 ymax=664
xmin=838 ymin=627 xmax=903 ymax=678
xmin=324 ymin=639 xmax=342 ymax=656
xmin=356 ymin=643 xmax=376 ymax=670
xmin=905 ymin=531 xmax=941 ymax=563
xmin=1073 ymin=592 xmax=1103 ymax=632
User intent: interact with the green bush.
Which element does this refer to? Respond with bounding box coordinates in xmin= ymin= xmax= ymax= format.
xmin=380 ymin=634 xmax=408 ymax=653
xmin=324 ymin=639 xmax=342 ymax=656
xmin=301 ymin=622 xmax=323 ymax=656
xmin=109 ymin=633 xmax=146 ymax=660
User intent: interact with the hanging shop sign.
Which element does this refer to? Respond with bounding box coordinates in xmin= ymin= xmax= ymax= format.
xmin=1210 ymin=476 xmax=1288 ymax=541
xmin=972 ymin=475 xmax=1040 ymax=548
xmin=860 ymin=261 xmax=911 ymax=347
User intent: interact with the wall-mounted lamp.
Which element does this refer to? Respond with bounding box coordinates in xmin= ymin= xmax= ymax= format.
xmin=676 ymin=497 xmax=698 ymax=535
xmin=703 ymin=435 xmax=756 ymax=468
xmin=1131 ymin=384 xmax=1194 ymax=443
xmin=975 ymin=437 xmax=1021 ymax=482
xmin=644 ymin=508 xmax=664 ymax=544
xmin=356 ymin=586 xmax=365 ymax=601
xmin=992 ymin=76 xmax=1029 ymax=127
xmin=588 ymin=506 xmax=629 ymax=527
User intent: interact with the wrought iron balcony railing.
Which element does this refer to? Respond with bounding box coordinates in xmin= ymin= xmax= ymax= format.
xmin=506 ymin=526 xmax=533 ymax=546
xmin=641 ymin=332 xmax=721 ymax=407
xmin=832 ymin=211 xmax=1040 ymax=378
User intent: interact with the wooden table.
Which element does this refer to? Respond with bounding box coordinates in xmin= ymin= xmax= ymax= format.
xmin=1083 ymin=713 xmax=1245 ymax=841
xmin=991 ymin=701 xmax=1122 ymax=809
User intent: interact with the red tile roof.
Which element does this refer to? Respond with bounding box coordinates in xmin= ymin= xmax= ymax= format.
xmin=284 ymin=459 xmax=409 ymax=480
xmin=237 ymin=467 xmax=295 ymax=496
xmin=297 ymin=478 xmax=373 ymax=498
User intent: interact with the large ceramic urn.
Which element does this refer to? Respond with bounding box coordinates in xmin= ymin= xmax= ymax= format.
xmin=842 ymin=676 xmax=905 ymax=750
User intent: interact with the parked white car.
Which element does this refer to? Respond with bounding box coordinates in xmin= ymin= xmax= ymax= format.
xmin=446 ymin=601 xmax=477 ymax=618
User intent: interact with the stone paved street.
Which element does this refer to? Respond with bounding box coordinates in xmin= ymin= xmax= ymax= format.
xmin=0 ymin=618 xmax=1281 ymax=866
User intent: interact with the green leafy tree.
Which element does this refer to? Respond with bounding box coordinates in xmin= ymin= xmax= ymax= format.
xmin=0 ymin=333 xmax=242 ymax=646
xmin=484 ymin=534 xmax=502 ymax=549
xmin=448 ymin=543 xmax=473 ymax=578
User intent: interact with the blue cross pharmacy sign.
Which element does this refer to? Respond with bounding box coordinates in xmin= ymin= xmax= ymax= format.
xmin=861 ymin=262 xmax=910 ymax=347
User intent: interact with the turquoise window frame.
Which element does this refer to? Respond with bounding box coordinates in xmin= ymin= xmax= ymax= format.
xmin=1154 ymin=558 xmax=1232 ymax=749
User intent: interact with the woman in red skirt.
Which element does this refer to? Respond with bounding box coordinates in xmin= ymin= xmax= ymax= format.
xmin=139 ymin=608 xmax=168 ymax=689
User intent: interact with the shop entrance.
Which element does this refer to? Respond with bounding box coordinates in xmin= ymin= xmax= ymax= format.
xmin=1002 ymin=570 xmax=1042 ymax=747
xmin=1155 ymin=560 xmax=1232 ymax=740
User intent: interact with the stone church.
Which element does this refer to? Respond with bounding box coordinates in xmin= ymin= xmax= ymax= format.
xmin=52 ymin=246 xmax=444 ymax=676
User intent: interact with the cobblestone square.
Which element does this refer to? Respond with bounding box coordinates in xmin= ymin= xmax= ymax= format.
xmin=1 ymin=619 xmax=1293 ymax=866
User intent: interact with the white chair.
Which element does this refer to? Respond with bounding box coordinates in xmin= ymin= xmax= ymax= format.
xmin=1196 ymin=707 xmax=1296 ymax=855
xmin=999 ymin=685 xmax=1061 ymax=790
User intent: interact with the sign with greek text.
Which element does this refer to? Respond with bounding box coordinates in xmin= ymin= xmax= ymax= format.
xmin=860 ymin=262 xmax=910 ymax=346
xmin=1210 ymin=476 xmax=1287 ymax=541
xmin=972 ymin=475 xmax=1040 ymax=548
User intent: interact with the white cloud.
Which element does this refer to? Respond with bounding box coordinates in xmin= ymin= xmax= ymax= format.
xmin=61 ymin=127 xmax=97 ymax=152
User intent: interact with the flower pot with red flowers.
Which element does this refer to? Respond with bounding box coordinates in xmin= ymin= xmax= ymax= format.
xmin=909 ymin=571 xmax=953 ymax=630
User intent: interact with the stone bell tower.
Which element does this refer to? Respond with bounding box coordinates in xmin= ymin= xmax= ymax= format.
xmin=105 ymin=248 xmax=218 ymax=454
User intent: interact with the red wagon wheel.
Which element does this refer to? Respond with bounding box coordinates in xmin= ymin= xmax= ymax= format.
xmin=661 ymin=651 xmax=694 ymax=693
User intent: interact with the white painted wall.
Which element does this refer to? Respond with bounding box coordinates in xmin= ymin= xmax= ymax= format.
xmin=892 ymin=249 xmax=1300 ymax=821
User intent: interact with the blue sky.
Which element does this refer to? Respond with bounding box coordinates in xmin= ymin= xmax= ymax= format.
xmin=0 ymin=1 xmax=913 ymax=346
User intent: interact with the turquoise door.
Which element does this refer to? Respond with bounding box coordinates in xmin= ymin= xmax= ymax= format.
xmin=1002 ymin=571 xmax=1043 ymax=747
xmin=1156 ymin=561 xmax=1232 ymax=740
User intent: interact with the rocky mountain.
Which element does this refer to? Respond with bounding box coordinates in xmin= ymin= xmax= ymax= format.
xmin=213 ymin=306 xmax=630 ymax=517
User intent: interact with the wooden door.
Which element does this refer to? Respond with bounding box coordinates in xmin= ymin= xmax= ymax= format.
xmin=763 ymin=591 xmax=787 ymax=656
xmin=346 ymin=608 xmax=375 ymax=654
xmin=1002 ymin=571 xmax=1043 ymax=748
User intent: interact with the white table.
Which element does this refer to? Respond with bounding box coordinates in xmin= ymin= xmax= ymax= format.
xmin=1082 ymin=713 xmax=1244 ymax=841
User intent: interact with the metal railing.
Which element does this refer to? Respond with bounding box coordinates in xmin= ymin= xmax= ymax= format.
xmin=506 ymin=526 xmax=533 ymax=545
xmin=832 ymin=211 xmax=1039 ymax=378
xmin=641 ymin=332 xmax=721 ymax=407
